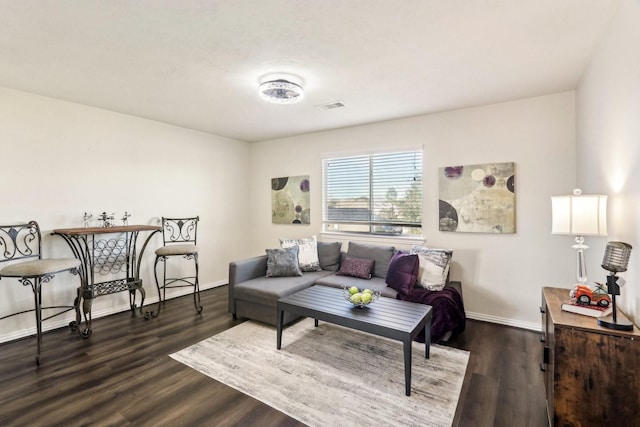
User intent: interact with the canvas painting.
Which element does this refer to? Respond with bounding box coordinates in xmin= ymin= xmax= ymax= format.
xmin=271 ymin=175 xmax=310 ymax=224
xmin=439 ymin=162 xmax=515 ymax=233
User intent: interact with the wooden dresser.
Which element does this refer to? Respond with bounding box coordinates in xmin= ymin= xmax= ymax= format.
xmin=541 ymin=287 xmax=640 ymax=426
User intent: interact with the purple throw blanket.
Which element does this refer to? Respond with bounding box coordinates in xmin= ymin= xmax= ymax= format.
xmin=397 ymin=286 xmax=466 ymax=343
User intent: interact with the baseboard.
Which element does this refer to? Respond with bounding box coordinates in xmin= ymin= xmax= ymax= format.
xmin=466 ymin=311 xmax=541 ymax=332
xmin=0 ymin=280 xmax=228 ymax=344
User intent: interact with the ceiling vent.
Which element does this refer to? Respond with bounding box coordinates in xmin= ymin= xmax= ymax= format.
xmin=317 ymin=101 xmax=347 ymax=111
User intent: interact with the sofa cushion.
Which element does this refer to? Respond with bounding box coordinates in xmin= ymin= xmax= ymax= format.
xmin=280 ymin=235 xmax=322 ymax=272
xmin=314 ymin=274 xmax=397 ymax=298
xmin=410 ymin=246 xmax=453 ymax=291
xmin=385 ymin=251 xmax=419 ymax=295
xmin=265 ymin=246 xmax=303 ymax=277
xmin=347 ymin=241 xmax=395 ymax=279
xmin=317 ymin=241 xmax=342 ymax=271
xmin=336 ymin=257 xmax=374 ymax=279
xmin=234 ymin=270 xmax=332 ymax=306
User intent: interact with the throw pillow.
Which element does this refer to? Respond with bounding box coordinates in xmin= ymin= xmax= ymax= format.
xmin=336 ymin=257 xmax=374 ymax=280
xmin=410 ymin=246 xmax=453 ymax=291
xmin=317 ymin=241 xmax=342 ymax=271
xmin=265 ymin=246 xmax=303 ymax=277
xmin=346 ymin=242 xmax=395 ymax=279
xmin=280 ymin=236 xmax=322 ymax=272
xmin=385 ymin=251 xmax=419 ymax=295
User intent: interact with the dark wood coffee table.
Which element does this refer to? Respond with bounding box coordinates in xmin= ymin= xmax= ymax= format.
xmin=276 ymin=285 xmax=432 ymax=396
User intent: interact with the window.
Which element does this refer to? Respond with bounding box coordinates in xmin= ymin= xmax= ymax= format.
xmin=322 ymin=149 xmax=423 ymax=236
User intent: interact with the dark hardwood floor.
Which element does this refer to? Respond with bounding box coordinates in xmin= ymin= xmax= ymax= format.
xmin=0 ymin=286 xmax=547 ymax=426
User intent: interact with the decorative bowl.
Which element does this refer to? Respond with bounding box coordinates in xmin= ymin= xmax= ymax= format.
xmin=342 ymin=285 xmax=381 ymax=308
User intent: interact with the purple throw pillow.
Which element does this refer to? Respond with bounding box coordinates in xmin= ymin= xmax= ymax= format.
xmin=385 ymin=251 xmax=419 ymax=295
xmin=336 ymin=257 xmax=374 ymax=280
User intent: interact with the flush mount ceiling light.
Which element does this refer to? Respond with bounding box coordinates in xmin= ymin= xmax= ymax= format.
xmin=259 ymin=79 xmax=304 ymax=104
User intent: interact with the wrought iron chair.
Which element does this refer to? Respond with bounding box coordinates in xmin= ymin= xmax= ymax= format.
xmin=0 ymin=221 xmax=81 ymax=364
xmin=153 ymin=217 xmax=202 ymax=316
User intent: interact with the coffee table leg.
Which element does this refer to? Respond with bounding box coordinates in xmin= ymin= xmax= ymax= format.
xmin=314 ymin=318 xmax=318 ymax=327
xmin=424 ymin=320 xmax=431 ymax=359
xmin=276 ymin=305 xmax=283 ymax=350
xmin=404 ymin=340 xmax=412 ymax=396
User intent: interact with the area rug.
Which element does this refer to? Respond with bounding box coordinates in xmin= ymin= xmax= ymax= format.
xmin=170 ymin=318 xmax=469 ymax=427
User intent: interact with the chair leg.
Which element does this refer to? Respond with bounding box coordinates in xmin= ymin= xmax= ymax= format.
xmin=33 ymin=277 xmax=42 ymax=365
xmin=153 ymin=253 xmax=202 ymax=315
xmin=163 ymin=260 xmax=168 ymax=304
xmin=73 ymin=285 xmax=82 ymax=332
xmin=153 ymin=256 xmax=164 ymax=317
xmin=193 ymin=253 xmax=202 ymax=314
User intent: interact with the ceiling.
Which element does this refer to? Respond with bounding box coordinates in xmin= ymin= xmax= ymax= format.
xmin=0 ymin=0 xmax=619 ymax=142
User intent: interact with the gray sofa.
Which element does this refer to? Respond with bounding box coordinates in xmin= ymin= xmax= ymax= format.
xmin=228 ymin=241 xmax=464 ymax=341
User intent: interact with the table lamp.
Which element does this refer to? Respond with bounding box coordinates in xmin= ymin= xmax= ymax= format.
xmin=551 ymin=189 xmax=607 ymax=284
xmin=598 ymin=241 xmax=633 ymax=331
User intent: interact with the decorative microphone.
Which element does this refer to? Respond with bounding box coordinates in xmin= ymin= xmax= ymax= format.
xmin=598 ymin=241 xmax=633 ymax=331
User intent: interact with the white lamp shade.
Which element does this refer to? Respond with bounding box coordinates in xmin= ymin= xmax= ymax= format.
xmin=551 ymin=194 xmax=607 ymax=236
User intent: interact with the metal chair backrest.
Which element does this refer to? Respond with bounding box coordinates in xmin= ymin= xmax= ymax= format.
xmin=0 ymin=221 xmax=43 ymax=264
xmin=161 ymin=217 xmax=199 ymax=246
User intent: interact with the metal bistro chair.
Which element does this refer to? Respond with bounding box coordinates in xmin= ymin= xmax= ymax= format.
xmin=0 ymin=221 xmax=81 ymax=364
xmin=153 ymin=217 xmax=202 ymax=316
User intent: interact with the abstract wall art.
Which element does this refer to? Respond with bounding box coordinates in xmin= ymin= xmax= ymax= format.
xmin=271 ymin=175 xmax=310 ymax=224
xmin=439 ymin=162 xmax=515 ymax=233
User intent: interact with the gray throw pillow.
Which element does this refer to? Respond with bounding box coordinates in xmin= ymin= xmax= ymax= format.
xmin=347 ymin=242 xmax=395 ymax=279
xmin=266 ymin=246 xmax=303 ymax=277
xmin=317 ymin=241 xmax=342 ymax=271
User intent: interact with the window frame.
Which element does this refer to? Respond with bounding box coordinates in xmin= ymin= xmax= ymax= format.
xmin=321 ymin=148 xmax=423 ymax=237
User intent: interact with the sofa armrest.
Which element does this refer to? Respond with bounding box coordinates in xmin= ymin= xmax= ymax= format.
xmin=228 ymin=255 xmax=268 ymax=316
xmin=445 ymin=280 xmax=462 ymax=298
xmin=229 ymin=255 xmax=268 ymax=286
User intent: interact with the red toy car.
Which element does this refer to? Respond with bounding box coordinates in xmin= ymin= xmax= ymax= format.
xmin=570 ymin=284 xmax=611 ymax=307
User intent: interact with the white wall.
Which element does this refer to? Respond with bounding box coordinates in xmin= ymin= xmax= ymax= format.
xmin=576 ymin=0 xmax=640 ymax=324
xmin=249 ymin=92 xmax=577 ymax=330
xmin=0 ymin=87 xmax=251 ymax=342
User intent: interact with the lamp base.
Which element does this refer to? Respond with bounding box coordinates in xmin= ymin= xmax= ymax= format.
xmin=597 ymin=315 xmax=634 ymax=331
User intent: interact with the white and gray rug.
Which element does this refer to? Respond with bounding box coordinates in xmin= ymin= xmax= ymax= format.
xmin=170 ymin=318 xmax=469 ymax=427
